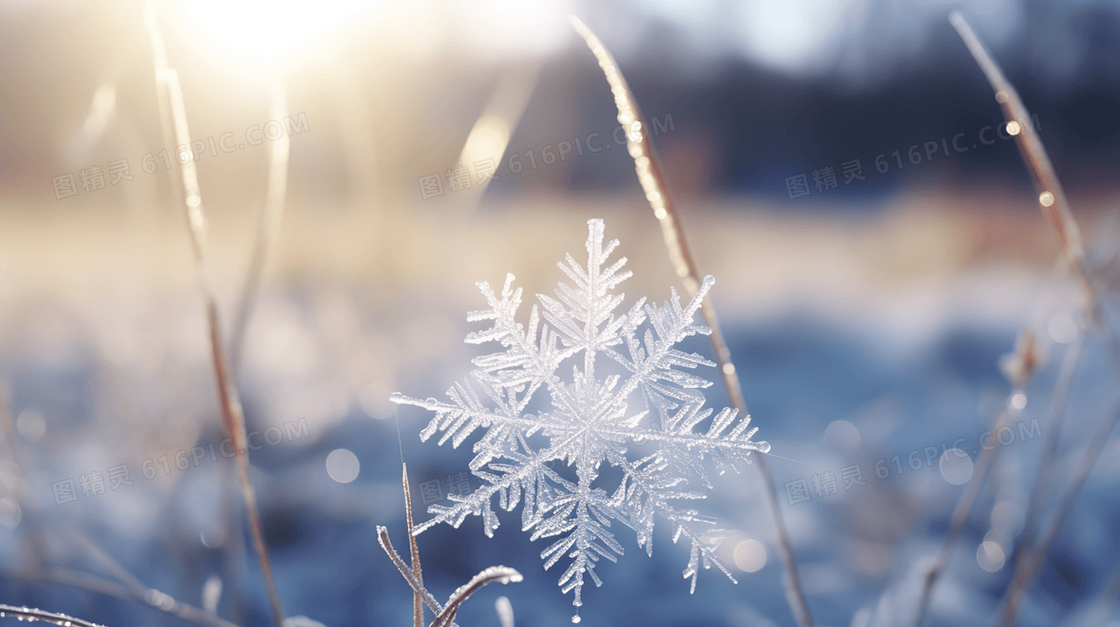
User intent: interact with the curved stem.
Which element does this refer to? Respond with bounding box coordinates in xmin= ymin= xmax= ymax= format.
xmin=910 ymin=392 xmax=1025 ymax=627
xmin=946 ymin=12 xmax=1120 ymax=626
xmin=948 ymin=12 xmax=1085 ymax=276
xmin=230 ymin=72 xmax=290 ymax=375
xmin=403 ymin=464 xmax=425 ymax=627
xmin=999 ymin=329 xmax=1084 ymax=618
xmin=376 ymin=527 xmax=452 ymax=624
xmin=144 ymin=5 xmax=284 ymax=627
xmin=11 ymin=567 xmax=240 ymax=627
xmin=0 ymin=603 xmax=108 ymax=627
xmin=570 ymin=16 xmax=813 ymax=627
xmin=432 ymin=567 xmax=523 ymax=627
xmin=998 ymin=399 xmax=1120 ymax=626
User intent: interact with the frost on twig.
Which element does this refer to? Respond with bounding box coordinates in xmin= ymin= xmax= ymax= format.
xmin=377 ymin=463 xmax=521 ymax=627
xmin=0 ymin=604 xmax=108 ymax=627
xmin=377 ymin=526 xmax=521 ymax=627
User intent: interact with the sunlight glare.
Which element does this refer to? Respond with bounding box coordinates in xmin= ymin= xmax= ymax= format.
xmin=457 ymin=116 xmax=511 ymax=177
xmin=735 ymin=0 xmax=863 ymax=73
xmin=184 ymin=0 xmax=370 ymax=59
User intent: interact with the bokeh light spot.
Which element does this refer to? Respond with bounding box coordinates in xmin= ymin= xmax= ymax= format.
xmin=1047 ymin=312 xmax=1077 ymax=344
xmin=977 ymin=540 xmax=1005 ymax=572
xmin=940 ymin=448 xmax=973 ymax=485
xmin=15 ymin=409 xmax=45 ymax=442
xmin=733 ymin=538 xmax=767 ymax=572
xmin=326 ymin=448 xmax=360 ymax=483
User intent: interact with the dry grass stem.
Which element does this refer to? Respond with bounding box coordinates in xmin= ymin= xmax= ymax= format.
xmin=948 ymin=12 xmax=1086 ymax=278
xmin=144 ymin=4 xmax=284 ymax=627
xmin=1001 ymin=327 xmax=1085 ymax=600
xmin=912 ymin=15 xmax=1120 ymax=625
xmin=4 ymin=385 xmax=235 ymax=627
xmin=64 ymin=530 xmax=152 ymax=599
xmin=998 ymin=399 xmax=1120 ymax=627
xmin=16 ymin=567 xmax=241 ymax=627
xmin=950 ymin=12 xmax=1120 ymax=373
xmin=910 ymin=388 xmax=1029 ymax=627
xmin=378 ymin=467 xmax=522 ymax=627
xmin=431 ymin=567 xmax=523 ymax=627
xmin=375 ymin=527 xmax=456 ymax=625
xmin=910 ymin=330 xmax=1038 ymax=626
xmin=403 ymin=464 xmax=424 ymax=627
xmin=569 ymin=15 xmax=814 ymax=627
xmin=454 ymin=64 xmax=540 ymax=212
xmin=230 ymin=74 xmax=290 ymax=375
xmin=0 ymin=603 xmax=109 ymax=627
xmin=218 ymin=456 xmax=249 ymax=625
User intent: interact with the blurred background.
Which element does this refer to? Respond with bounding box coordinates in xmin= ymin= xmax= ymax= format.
xmin=1 ymin=0 xmax=1119 ymax=626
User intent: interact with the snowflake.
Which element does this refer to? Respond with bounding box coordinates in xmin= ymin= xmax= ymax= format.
xmin=392 ymin=219 xmax=770 ymax=618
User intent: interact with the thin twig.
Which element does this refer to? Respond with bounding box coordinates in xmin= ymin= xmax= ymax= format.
xmin=454 ymin=63 xmax=540 ymax=216
xmin=12 ymin=567 xmax=240 ymax=627
xmin=1025 ymin=327 xmax=1086 ymax=528
xmin=144 ymin=4 xmax=284 ymax=627
xmin=219 ymin=452 xmax=248 ymax=625
xmin=950 ymin=12 xmax=1120 ymax=377
xmin=912 ymin=330 xmax=1039 ymax=627
xmin=0 ymin=603 xmax=108 ymax=627
xmin=376 ymin=527 xmax=450 ymax=621
xmin=230 ymin=72 xmax=290 ymax=375
xmin=948 ymin=12 xmax=1086 ymax=280
xmin=2 ymin=388 xmax=237 ymax=627
xmin=431 ymin=567 xmax=523 ymax=627
xmin=63 ymin=530 xmax=151 ymax=599
xmin=998 ymin=399 xmax=1120 ymax=627
xmin=946 ymin=12 xmax=1120 ymax=625
xmin=909 ymin=390 xmax=1027 ymax=627
xmin=378 ymin=524 xmax=520 ymax=627
xmin=569 ymin=16 xmax=814 ymax=627
xmin=1001 ymin=327 xmax=1085 ymax=606
xmin=13 ymin=567 xmax=128 ymax=602
xmin=206 ymin=226 xmax=286 ymax=627
xmin=403 ymin=463 xmax=424 ymax=627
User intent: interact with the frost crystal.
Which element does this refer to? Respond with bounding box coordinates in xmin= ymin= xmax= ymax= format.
xmin=392 ymin=219 xmax=770 ymax=614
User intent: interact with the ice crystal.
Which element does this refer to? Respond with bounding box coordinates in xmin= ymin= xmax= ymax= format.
xmin=392 ymin=219 xmax=770 ymax=614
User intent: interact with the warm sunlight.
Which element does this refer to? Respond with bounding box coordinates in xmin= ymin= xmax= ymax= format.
xmin=182 ymin=0 xmax=371 ymax=59
xmin=3 ymin=2 xmax=1118 ymax=627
